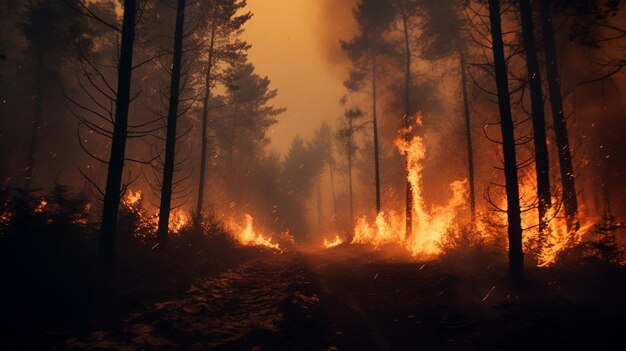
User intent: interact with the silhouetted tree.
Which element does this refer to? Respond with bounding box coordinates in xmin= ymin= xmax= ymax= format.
xmin=196 ymin=0 xmax=251 ymax=226
xmin=342 ymin=0 xmax=396 ymax=214
xmin=215 ymin=61 xmax=282 ymax=182
xmin=393 ymin=0 xmax=420 ymax=238
xmin=156 ymin=0 xmax=187 ymax=250
xmin=280 ymin=137 xmax=324 ymax=240
xmin=99 ymin=0 xmax=138 ymax=267
xmin=19 ymin=0 xmax=92 ymax=189
xmin=338 ymin=105 xmax=365 ymax=228
xmin=67 ymin=0 xmax=165 ymax=252
xmin=538 ymin=0 xmax=623 ymax=233
xmin=488 ymin=0 xmax=524 ymax=285
xmin=539 ymin=0 xmax=579 ymax=232
xmin=209 ymin=59 xmax=283 ymax=227
xmin=417 ymin=0 xmax=477 ymax=220
xmin=459 ymin=50 xmax=476 ymax=220
xmin=519 ymin=0 xmax=551 ymax=240
xmin=310 ymin=123 xmax=336 ymax=234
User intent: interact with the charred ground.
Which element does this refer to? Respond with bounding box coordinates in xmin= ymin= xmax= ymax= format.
xmin=1 ymin=192 xmax=624 ymax=351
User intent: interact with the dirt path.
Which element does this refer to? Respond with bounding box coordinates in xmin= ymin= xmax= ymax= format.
xmin=66 ymin=247 xmax=625 ymax=350
xmin=67 ymin=252 xmax=328 ymax=350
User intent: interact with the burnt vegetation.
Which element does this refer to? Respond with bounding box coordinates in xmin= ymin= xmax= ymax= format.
xmin=0 ymin=0 xmax=625 ymax=349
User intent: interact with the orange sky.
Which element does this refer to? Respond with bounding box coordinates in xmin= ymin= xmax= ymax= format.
xmin=242 ymin=0 xmax=356 ymax=154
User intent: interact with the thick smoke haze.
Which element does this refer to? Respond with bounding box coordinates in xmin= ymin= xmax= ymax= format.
xmin=241 ymin=0 xmax=357 ymax=155
xmin=0 ymin=0 xmax=624 ymax=240
xmin=1 ymin=2 xmax=625 ymax=349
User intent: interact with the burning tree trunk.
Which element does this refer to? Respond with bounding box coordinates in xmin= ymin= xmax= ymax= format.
xmin=156 ymin=0 xmax=186 ymax=250
xmin=540 ymin=0 xmax=579 ymax=232
xmin=196 ymin=19 xmax=217 ymax=229
xmin=24 ymin=47 xmax=44 ymax=189
xmin=98 ymin=0 xmax=137 ymax=267
xmin=520 ymin=0 xmax=551 ymax=238
xmin=372 ymin=54 xmax=381 ymax=213
xmin=459 ymin=48 xmax=476 ymax=220
xmin=488 ymin=0 xmax=524 ymax=285
xmin=400 ymin=12 xmax=414 ymax=238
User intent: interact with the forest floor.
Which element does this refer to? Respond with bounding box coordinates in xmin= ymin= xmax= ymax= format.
xmin=54 ymin=245 xmax=626 ymax=351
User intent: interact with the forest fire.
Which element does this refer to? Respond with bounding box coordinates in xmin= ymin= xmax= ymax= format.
xmin=533 ymin=209 xmax=595 ymax=267
xmin=496 ymin=171 xmax=598 ymax=267
xmin=122 ymin=190 xmax=191 ymax=235
xmin=337 ymin=127 xmax=602 ymax=268
xmin=34 ymin=199 xmax=48 ymax=213
xmin=323 ymin=234 xmax=344 ymax=248
xmin=1 ymin=0 xmax=625 ymax=349
xmin=228 ymin=214 xmax=281 ymax=250
xmin=0 ymin=211 xmax=11 ymax=226
xmin=167 ymin=209 xmax=191 ymax=234
xmin=348 ymin=124 xmax=468 ymax=259
xmin=120 ymin=191 xmax=280 ymax=248
xmin=122 ymin=189 xmax=142 ymax=208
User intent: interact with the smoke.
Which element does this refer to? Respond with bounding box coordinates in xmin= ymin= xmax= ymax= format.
xmin=313 ymin=0 xmax=359 ymax=74
xmin=310 ymin=0 xmax=626 ymax=241
xmin=1 ymin=0 xmax=624 ymax=244
xmin=567 ymin=70 xmax=626 ymax=218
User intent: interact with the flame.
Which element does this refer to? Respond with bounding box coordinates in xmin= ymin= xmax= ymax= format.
xmin=335 ymin=118 xmax=601 ymax=267
xmin=34 ymin=200 xmax=48 ymax=213
xmin=147 ymin=209 xmax=191 ymax=235
xmin=123 ymin=190 xmax=191 ymax=235
xmin=0 ymin=211 xmax=11 ymax=225
xmin=489 ymin=167 xmax=597 ymax=267
xmin=534 ymin=207 xmax=595 ymax=267
xmin=353 ymin=211 xmax=405 ymax=247
xmin=323 ymin=234 xmax=344 ymax=248
xmin=167 ymin=209 xmax=190 ymax=234
xmin=349 ymin=123 xmax=468 ymax=259
xmin=229 ymin=214 xmax=281 ymax=250
xmin=123 ymin=190 xmax=142 ymax=207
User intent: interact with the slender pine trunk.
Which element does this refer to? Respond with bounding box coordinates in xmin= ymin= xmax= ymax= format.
xmin=329 ymin=159 xmax=337 ymax=216
xmin=317 ymin=174 xmax=322 ymax=234
xmin=227 ymin=106 xmax=238 ymax=175
xmin=489 ymin=0 xmax=524 ymax=285
xmin=99 ymin=0 xmax=137 ymax=267
xmin=372 ymin=54 xmax=381 ymax=213
xmin=459 ymin=48 xmax=476 ymax=220
xmin=156 ymin=0 xmax=186 ymax=250
xmin=540 ymin=0 xmax=579 ymax=232
xmin=195 ymin=19 xmax=217 ymax=228
xmin=401 ymin=14 xmax=413 ymax=238
xmin=24 ymin=48 xmax=45 ymax=189
xmin=520 ymin=0 xmax=551 ymax=240
xmin=348 ymin=120 xmax=354 ymax=228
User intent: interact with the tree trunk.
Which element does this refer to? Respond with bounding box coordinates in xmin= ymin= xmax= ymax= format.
xmin=156 ymin=0 xmax=186 ymax=250
xmin=98 ymin=0 xmax=137 ymax=268
xmin=328 ymin=158 xmax=337 ymax=216
xmin=24 ymin=48 xmax=45 ymax=189
xmin=540 ymin=0 xmax=579 ymax=232
xmin=372 ymin=54 xmax=381 ymax=213
xmin=488 ymin=0 xmax=524 ymax=286
xmin=520 ymin=0 xmax=551 ymax=240
xmin=459 ymin=48 xmax=476 ymax=220
xmin=317 ymin=174 xmax=322 ymax=234
xmin=348 ymin=120 xmax=354 ymax=228
xmin=401 ymin=13 xmax=413 ymax=238
xmin=195 ymin=18 xmax=217 ymax=228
